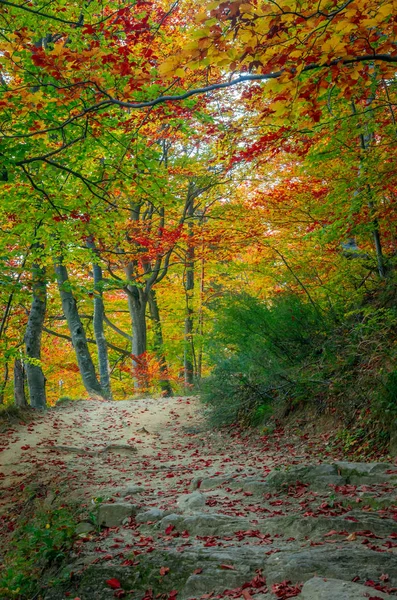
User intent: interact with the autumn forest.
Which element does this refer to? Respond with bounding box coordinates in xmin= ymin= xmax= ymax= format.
xmin=1 ymin=0 xmax=397 ymax=450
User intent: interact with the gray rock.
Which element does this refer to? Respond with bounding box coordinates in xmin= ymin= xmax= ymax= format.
xmin=159 ymin=510 xmax=396 ymax=540
xmin=191 ymin=474 xmax=236 ymax=491
xmin=242 ymin=480 xmax=271 ymax=495
xmin=136 ymin=507 xmax=168 ymax=523
xmin=122 ymin=484 xmax=145 ymax=496
xmin=334 ymin=461 xmax=394 ymax=476
xmin=158 ymin=512 xmax=251 ymax=535
xmin=301 ymin=576 xmax=393 ymax=599
xmin=266 ymin=464 xmax=344 ymax=491
xmin=109 ymin=484 xmax=144 ymax=498
xmin=335 ymin=461 xmax=397 ymax=485
xmin=276 ymin=513 xmax=397 ymax=540
xmin=75 ymin=521 xmax=96 ymax=535
xmin=265 ymin=546 xmax=397 ymax=585
xmin=97 ymin=502 xmax=139 ymax=527
xmin=177 ymin=491 xmax=207 ymax=511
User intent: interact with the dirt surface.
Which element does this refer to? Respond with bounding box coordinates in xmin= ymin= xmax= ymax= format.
xmin=1 ymin=396 xmax=397 ymax=600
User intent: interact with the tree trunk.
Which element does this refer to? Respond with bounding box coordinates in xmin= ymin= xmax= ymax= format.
xmin=25 ymin=263 xmax=47 ymax=409
xmin=353 ymin=99 xmax=386 ymax=278
xmin=125 ymin=270 xmax=148 ymax=388
xmin=184 ymin=196 xmax=195 ymax=387
xmin=148 ymin=289 xmax=173 ymax=396
xmin=14 ymin=358 xmax=27 ymax=407
xmin=196 ymin=254 xmax=205 ymax=382
xmin=0 ymin=362 xmax=8 ymax=404
xmin=86 ymin=238 xmax=112 ymax=399
xmin=55 ymin=261 xmax=104 ymax=396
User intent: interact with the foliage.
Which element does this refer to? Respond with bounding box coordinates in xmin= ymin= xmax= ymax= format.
xmin=0 ymin=495 xmax=77 ymax=599
xmin=202 ymin=289 xmax=397 ymax=445
xmin=202 ymin=293 xmax=329 ymax=426
xmin=0 ymin=0 xmax=396 ymax=431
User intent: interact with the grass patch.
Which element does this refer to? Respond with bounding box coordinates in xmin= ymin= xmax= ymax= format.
xmin=0 ymin=488 xmax=78 ymax=599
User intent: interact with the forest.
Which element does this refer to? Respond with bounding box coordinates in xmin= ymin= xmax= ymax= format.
xmin=1 ymin=0 xmax=397 ymax=450
xmin=1 ymin=2 xmax=397 ymax=599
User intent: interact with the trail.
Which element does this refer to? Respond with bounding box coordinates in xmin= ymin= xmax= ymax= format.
xmin=0 ymin=396 xmax=396 ymax=600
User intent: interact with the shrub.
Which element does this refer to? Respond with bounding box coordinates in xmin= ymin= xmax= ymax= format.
xmin=0 ymin=494 xmax=77 ymax=599
xmin=201 ymin=292 xmax=329 ymax=427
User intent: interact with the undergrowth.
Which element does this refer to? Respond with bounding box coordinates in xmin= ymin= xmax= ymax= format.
xmin=0 ymin=489 xmax=77 ymax=599
xmin=201 ymin=291 xmax=397 ymax=454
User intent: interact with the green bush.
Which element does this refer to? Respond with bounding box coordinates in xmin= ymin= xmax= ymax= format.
xmin=0 ymin=496 xmax=77 ymax=599
xmin=201 ymin=292 xmax=329 ymax=427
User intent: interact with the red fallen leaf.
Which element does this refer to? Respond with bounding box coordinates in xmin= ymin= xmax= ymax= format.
xmin=193 ymin=568 xmax=203 ymax=574
xmin=106 ymin=579 xmax=122 ymax=589
xmin=272 ymin=581 xmax=302 ymax=598
xmin=219 ymin=564 xmax=236 ymax=570
xmin=160 ymin=566 xmax=170 ymax=576
xmin=242 ymin=590 xmax=253 ymax=599
xmin=380 ymin=574 xmax=389 ymax=582
xmin=165 ymin=524 xmax=175 ymax=535
xmin=21 ymin=445 xmax=30 ymax=450
xmin=168 ymin=591 xmax=178 ymax=599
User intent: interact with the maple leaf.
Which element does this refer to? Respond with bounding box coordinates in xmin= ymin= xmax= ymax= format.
xmin=106 ymin=578 xmax=122 ymax=589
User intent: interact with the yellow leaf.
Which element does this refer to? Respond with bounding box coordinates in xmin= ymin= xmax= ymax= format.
xmin=158 ymin=56 xmax=181 ymax=76
xmin=239 ymin=3 xmax=254 ymax=14
xmin=322 ymin=38 xmax=345 ymax=54
xmin=239 ymin=29 xmax=255 ymax=43
xmin=271 ymin=100 xmax=287 ymax=116
xmin=377 ymin=3 xmax=393 ymax=18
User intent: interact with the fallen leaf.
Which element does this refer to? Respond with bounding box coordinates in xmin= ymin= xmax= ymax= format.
xmin=106 ymin=578 xmax=121 ymax=589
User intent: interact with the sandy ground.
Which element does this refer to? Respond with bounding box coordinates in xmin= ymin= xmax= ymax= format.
xmin=0 ymin=396 xmax=206 ymax=508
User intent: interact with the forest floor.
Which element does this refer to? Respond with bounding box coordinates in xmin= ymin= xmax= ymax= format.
xmin=0 ymin=396 xmax=397 ymax=600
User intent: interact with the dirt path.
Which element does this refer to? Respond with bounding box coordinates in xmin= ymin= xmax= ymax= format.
xmin=1 ymin=397 xmax=397 ymax=600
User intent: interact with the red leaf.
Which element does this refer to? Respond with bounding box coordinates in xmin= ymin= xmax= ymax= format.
xmin=193 ymin=568 xmax=203 ymax=574
xmin=165 ymin=524 xmax=175 ymax=535
xmin=219 ymin=564 xmax=236 ymax=570
xmin=160 ymin=566 xmax=170 ymax=576
xmin=106 ymin=578 xmax=121 ymax=589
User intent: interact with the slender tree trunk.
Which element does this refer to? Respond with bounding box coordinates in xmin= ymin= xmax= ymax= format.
xmin=196 ymin=254 xmax=205 ymax=382
xmin=353 ymin=99 xmax=386 ymax=278
xmin=125 ymin=262 xmax=148 ymax=388
xmin=25 ymin=263 xmax=47 ymax=409
xmin=0 ymin=362 xmax=8 ymax=404
xmin=148 ymin=289 xmax=173 ymax=396
xmin=55 ymin=261 xmax=104 ymax=396
xmin=14 ymin=358 xmax=27 ymax=407
xmin=184 ymin=197 xmax=195 ymax=387
xmin=86 ymin=238 xmax=112 ymax=399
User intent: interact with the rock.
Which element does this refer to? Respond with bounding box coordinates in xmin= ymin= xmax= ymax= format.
xmin=334 ymin=461 xmax=397 ymax=485
xmin=266 ymin=464 xmax=344 ymax=491
xmin=241 ymin=480 xmax=271 ymax=495
xmin=191 ymin=474 xmax=236 ymax=491
xmin=75 ymin=521 xmax=95 ymax=535
xmin=97 ymin=502 xmax=139 ymax=527
xmin=177 ymin=491 xmax=207 ymax=511
xmin=301 ymin=576 xmax=393 ymax=599
xmin=159 ymin=512 xmax=252 ymax=535
xmin=136 ymin=507 xmax=169 ymax=523
xmin=123 ymin=484 xmax=144 ymax=495
xmin=265 ymin=546 xmax=397 ymax=585
xmin=275 ymin=513 xmax=397 ymax=540
xmin=109 ymin=484 xmax=144 ymax=498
